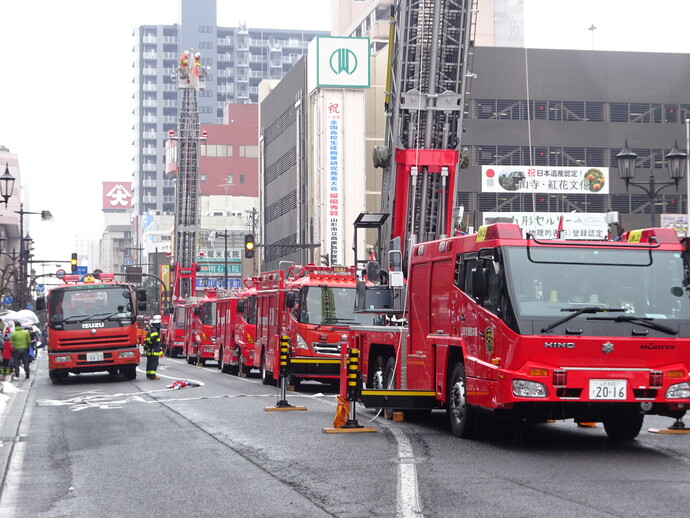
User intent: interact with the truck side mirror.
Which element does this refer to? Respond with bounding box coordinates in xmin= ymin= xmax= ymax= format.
xmin=193 ymin=306 xmax=202 ymax=316
xmin=138 ymin=302 xmax=147 ymax=311
xmin=136 ymin=288 xmax=147 ymax=302
xmin=285 ymin=291 xmax=296 ymax=308
xmin=471 ymin=267 xmax=489 ymax=298
xmin=36 ymin=296 xmax=45 ymax=311
xmin=236 ymin=299 xmax=245 ymax=314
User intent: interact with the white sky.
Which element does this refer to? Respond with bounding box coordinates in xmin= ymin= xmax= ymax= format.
xmin=0 ymin=0 xmax=689 ymax=268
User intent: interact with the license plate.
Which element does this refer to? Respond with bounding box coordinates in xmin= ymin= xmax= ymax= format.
xmin=86 ymin=352 xmax=104 ymax=362
xmin=589 ymin=379 xmax=626 ymax=400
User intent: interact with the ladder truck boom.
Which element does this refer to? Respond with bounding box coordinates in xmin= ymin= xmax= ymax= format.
xmin=376 ymin=0 xmax=477 ymax=269
xmin=171 ymin=50 xmax=207 ymax=301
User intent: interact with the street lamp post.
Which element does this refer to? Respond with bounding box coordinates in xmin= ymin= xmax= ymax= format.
xmin=0 ymin=163 xmax=16 ymax=208
xmin=616 ymin=141 xmax=688 ymax=227
xmin=15 ymin=203 xmax=53 ymax=309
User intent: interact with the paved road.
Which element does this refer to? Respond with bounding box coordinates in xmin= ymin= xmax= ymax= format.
xmin=1 ymin=355 xmax=690 ymax=517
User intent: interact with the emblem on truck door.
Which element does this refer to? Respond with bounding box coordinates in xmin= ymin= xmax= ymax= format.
xmin=602 ymin=341 xmax=614 ymax=354
xmin=485 ymin=327 xmax=494 ymax=354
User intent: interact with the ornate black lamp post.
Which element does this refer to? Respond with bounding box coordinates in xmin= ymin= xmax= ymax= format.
xmin=616 ymin=141 xmax=687 ymax=227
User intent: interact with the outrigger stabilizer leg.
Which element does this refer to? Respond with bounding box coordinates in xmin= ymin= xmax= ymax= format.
xmin=323 ymin=346 xmax=376 ymax=433
xmin=265 ymin=336 xmax=306 ymax=412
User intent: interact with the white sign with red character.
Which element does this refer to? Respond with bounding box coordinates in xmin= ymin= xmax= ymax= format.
xmin=102 ymin=182 xmax=134 ymax=210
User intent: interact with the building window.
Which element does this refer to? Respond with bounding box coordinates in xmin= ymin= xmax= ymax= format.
xmin=200 ymin=174 xmax=206 ymax=183
xmin=239 ymin=174 xmax=245 ymax=184
xmin=226 ymin=174 xmax=233 ymax=185
xmin=199 ymin=25 xmax=213 ymax=33
xmin=239 ymin=145 xmax=259 ymax=158
xmin=199 ymin=41 xmax=213 ymax=49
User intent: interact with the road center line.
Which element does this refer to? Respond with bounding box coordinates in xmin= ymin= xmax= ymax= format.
xmin=387 ymin=425 xmax=424 ymax=518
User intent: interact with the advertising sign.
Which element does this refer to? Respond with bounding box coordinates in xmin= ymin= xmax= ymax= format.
xmin=325 ymin=95 xmax=343 ymax=265
xmin=661 ymin=214 xmax=688 ymax=238
xmin=482 ymin=166 xmax=609 ymax=194
xmin=197 ymin=248 xmax=242 ymax=262
xmin=308 ymin=36 xmax=370 ymax=91
xmin=483 ymin=212 xmax=609 ymax=240
xmin=103 ymin=182 xmax=134 ymax=210
xmin=195 ymin=278 xmax=241 ymax=289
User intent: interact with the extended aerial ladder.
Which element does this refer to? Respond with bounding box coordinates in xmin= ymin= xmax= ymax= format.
xmin=170 ymin=50 xmax=207 ymax=300
xmin=371 ymin=0 xmax=477 ymax=271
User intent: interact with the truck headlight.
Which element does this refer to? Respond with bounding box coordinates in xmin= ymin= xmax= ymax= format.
xmin=666 ymin=382 xmax=690 ymax=399
xmin=295 ymin=334 xmax=309 ymax=351
xmin=118 ymin=351 xmax=136 ymax=359
xmin=203 ymin=346 xmax=214 ymax=353
xmin=512 ymin=379 xmax=547 ymax=398
xmin=54 ymin=355 xmax=72 ymax=362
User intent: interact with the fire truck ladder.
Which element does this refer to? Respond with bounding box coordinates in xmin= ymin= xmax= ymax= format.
xmin=380 ymin=0 xmax=477 ymax=263
xmin=173 ymin=51 xmax=206 ymax=299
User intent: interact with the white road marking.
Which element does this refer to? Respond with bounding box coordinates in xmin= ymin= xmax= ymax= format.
xmin=388 ymin=425 xmax=424 ymax=518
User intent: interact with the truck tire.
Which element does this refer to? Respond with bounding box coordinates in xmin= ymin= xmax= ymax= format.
xmin=448 ymin=362 xmax=479 ymax=438
xmin=603 ymin=409 xmax=644 ymax=442
xmin=239 ymin=355 xmax=251 ymax=376
xmin=219 ymin=350 xmax=232 ymax=374
xmin=121 ymin=366 xmax=137 ymax=380
xmin=49 ymin=369 xmax=66 ymax=384
xmin=261 ymin=352 xmax=273 ymax=385
xmin=369 ymin=355 xmax=385 ymax=390
xmin=382 ymin=357 xmax=396 ymax=420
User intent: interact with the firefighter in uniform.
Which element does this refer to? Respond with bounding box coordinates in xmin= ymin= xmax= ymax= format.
xmin=144 ymin=316 xmax=164 ymax=380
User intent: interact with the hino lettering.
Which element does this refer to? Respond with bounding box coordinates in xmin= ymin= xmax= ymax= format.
xmin=544 ymin=342 xmax=575 ymax=349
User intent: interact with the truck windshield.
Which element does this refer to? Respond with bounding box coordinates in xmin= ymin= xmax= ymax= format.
xmin=503 ymin=246 xmax=690 ymax=321
xmin=48 ymin=286 xmax=134 ymax=324
xmin=202 ymin=302 xmax=216 ymax=326
xmin=297 ymin=287 xmax=376 ymax=326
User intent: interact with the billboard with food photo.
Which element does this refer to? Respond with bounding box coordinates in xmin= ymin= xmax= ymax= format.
xmin=482 ymin=166 xmax=609 ymax=194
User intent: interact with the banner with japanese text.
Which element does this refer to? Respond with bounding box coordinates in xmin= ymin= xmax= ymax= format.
xmin=483 ymin=212 xmax=609 ymax=240
xmin=326 ymin=95 xmax=343 ymax=265
xmin=482 ymin=166 xmax=609 ymax=194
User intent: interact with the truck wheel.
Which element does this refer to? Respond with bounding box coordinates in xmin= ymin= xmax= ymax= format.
xmin=186 ymin=354 xmax=195 ymax=365
xmin=220 ymin=351 xmax=232 ymax=374
xmin=382 ymin=357 xmax=397 ymax=420
xmin=261 ymin=352 xmax=272 ymax=385
xmin=239 ymin=356 xmax=251 ymax=376
xmin=49 ymin=369 xmax=66 ymax=384
xmin=122 ymin=366 xmax=137 ymax=380
xmin=448 ymin=362 xmax=479 ymax=438
xmin=369 ymin=355 xmax=385 ymax=390
xmin=216 ymin=349 xmax=223 ymax=369
xmin=603 ymin=409 xmax=644 ymax=442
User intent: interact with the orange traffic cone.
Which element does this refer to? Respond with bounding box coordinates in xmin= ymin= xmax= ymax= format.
xmin=333 ymin=395 xmax=350 ymax=428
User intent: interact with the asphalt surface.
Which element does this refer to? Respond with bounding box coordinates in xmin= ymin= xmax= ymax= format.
xmin=2 ymin=354 xmax=690 ymax=517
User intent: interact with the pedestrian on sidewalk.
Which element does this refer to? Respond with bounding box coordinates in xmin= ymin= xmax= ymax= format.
xmin=144 ymin=315 xmax=164 ymax=380
xmin=1 ymin=327 xmax=12 ymax=375
xmin=10 ymin=321 xmax=32 ymax=379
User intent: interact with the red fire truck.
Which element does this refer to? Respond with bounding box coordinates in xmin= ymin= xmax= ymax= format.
xmin=164 ymin=304 xmax=186 ymax=358
xmin=215 ymin=281 xmax=257 ymax=375
xmin=38 ymin=273 xmax=147 ymax=384
xmin=255 ymin=265 xmax=376 ymax=387
xmin=351 ymin=224 xmax=690 ymax=440
xmin=183 ymin=289 xmax=218 ymax=366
